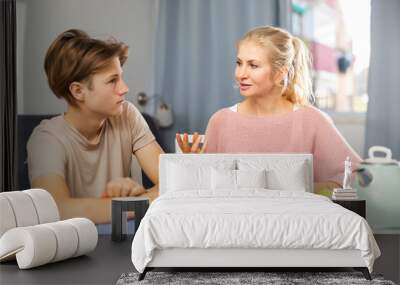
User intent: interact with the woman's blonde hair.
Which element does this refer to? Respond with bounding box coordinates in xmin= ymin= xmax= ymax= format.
xmin=238 ymin=26 xmax=314 ymax=105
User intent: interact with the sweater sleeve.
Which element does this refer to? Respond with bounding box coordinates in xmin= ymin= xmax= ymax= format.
xmin=312 ymin=111 xmax=362 ymax=184
xmin=204 ymin=111 xmax=223 ymax=153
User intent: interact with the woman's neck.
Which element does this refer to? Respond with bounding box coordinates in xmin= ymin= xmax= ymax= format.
xmin=239 ymin=95 xmax=293 ymax=117
xmin=64 ymin=106 xmax=106 ymax=142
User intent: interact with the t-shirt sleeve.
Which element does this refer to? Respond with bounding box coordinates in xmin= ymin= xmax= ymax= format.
xmin=312 ymin=111 xmax=362 ymax=184
xmin=126 ymin=102 xmax=156 ymax=153
xmin=27 ymin=129 xmax=67 ymax=183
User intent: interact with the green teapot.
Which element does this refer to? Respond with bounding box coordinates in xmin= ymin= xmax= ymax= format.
xmin=354 ymin=146 xmax=400 ymax=229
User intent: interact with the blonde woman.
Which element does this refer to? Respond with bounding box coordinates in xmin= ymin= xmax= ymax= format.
xmin=177 ymin=26 xmax=361 ymax=194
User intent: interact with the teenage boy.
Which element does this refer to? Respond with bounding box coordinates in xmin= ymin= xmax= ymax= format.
xmin=27 ymin=29 xmax=163 ymax=224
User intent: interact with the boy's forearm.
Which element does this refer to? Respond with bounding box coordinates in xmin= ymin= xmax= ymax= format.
xmin=58 ymin=197 xmax=112 ymax=224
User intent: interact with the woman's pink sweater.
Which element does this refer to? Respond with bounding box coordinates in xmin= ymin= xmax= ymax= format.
xmin=205 ymin=105 xmax=361 ymax=184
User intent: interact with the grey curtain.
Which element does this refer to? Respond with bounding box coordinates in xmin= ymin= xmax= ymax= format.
xmin=0 ymin=0 xmax=17 ymax=192
xmin=154 ymin=0 xmax=286 ymax=152
xmin=365 ymin=0 xmax=400 ymax=159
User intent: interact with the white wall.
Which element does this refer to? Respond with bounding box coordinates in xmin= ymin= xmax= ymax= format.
xmin=17 ymin=0 xmax=157 ymax=115
xmin=330 ymin=112 xmax=366 ymax=157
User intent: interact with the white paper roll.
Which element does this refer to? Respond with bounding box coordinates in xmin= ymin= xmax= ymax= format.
xmin=1 ymin=192 xmax=39 ymax=227
xmin=42 ymin=221 xmax=79 ymax=262
xmin=0 ymin=196 xmax=17 ymax=237
xmin=0 ymin=226 xmax=57 ymax=269
xmin=23 ymin=189 xmax=60 ymax=223
xmin=0 ymin=190 xmax=97 ymax=269
xmin=64 ymin=218 xmax=98 ymax=257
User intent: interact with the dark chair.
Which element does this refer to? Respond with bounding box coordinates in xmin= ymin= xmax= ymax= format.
xmin=139 ymin=113 xmax=164 ymax=188
xmin=17 ymin=113 xmax=164 ymax=190
xmin=17 ymin=115 xmax=55 ymax=190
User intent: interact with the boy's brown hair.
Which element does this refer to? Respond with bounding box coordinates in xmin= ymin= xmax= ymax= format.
xmin=44 ymin=29 xmax=128 ymax=106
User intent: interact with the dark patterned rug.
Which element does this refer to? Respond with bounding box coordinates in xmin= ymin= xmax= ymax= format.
xmin=116 ymin=271 xmax=396 ymax=285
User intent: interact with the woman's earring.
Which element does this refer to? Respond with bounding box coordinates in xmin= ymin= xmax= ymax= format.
xmin=280 ymin=77 xmax=287 ymax=87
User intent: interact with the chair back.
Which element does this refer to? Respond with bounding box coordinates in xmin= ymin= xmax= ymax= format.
xmin=17 ymin=115 xmax=56 ymax=189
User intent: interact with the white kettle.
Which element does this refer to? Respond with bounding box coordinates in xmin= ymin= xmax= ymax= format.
xmin=354 ymin=146 xmax=400 ymax=228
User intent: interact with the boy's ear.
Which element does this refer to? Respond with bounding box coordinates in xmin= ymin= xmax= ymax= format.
xmin=69 ymin=82 xmax=85 ymax=102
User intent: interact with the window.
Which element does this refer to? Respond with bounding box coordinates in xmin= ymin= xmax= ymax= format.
xmin=291 ymin=0 xmax=371 ymax=113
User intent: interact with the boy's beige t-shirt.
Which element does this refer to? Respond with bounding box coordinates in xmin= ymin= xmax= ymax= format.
xmin=27 ymin=101 xmax=155 ymax=198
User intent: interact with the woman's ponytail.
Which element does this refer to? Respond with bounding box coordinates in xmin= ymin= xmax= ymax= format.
xmin=283 ymin=36 xmax=314 ymax=105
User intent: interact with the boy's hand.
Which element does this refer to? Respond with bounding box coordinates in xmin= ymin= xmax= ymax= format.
xmin=101 ymin=177 xmax=145 ymax=198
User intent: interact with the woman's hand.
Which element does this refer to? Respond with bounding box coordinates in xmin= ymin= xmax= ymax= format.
xmin=176 ymin=132 xmax=207 ymax=153
xmin=101 ymin=177 xmax=145 ymax=198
